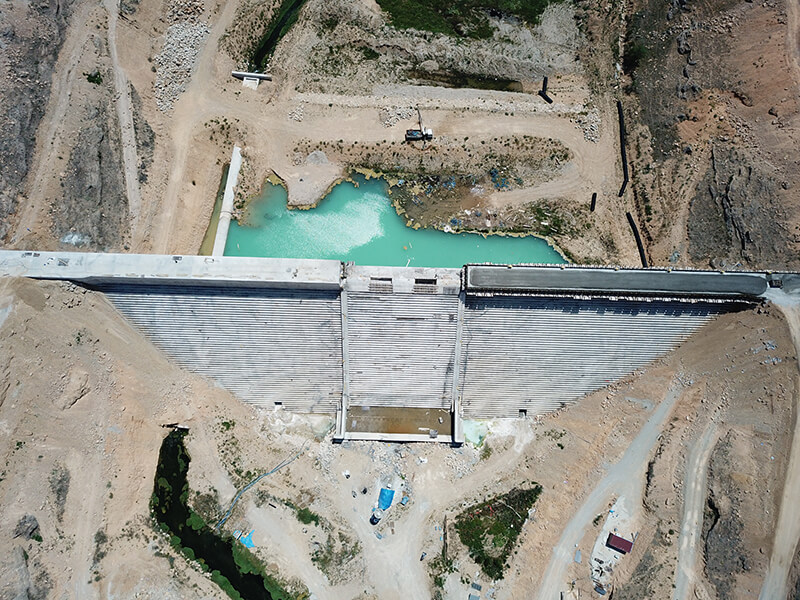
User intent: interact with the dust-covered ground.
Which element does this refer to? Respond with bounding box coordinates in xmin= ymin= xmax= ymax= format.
xmin=598 ymin=0 xmax=800 ymax=270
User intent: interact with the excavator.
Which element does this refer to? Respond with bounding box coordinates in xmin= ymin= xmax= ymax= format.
xmin=405 ymin=106 xmax=433 ymax=142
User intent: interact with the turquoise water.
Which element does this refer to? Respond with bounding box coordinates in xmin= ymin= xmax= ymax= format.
xmin=224 ymin=175 xmax=566 ymax=267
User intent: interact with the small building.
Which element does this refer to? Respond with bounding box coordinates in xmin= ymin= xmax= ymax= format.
xmin=606 ymin=533 xmax=634 ymax=554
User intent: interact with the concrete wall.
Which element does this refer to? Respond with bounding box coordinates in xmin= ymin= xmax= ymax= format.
xmin=0 ymin=250 xmax=762 ymax=422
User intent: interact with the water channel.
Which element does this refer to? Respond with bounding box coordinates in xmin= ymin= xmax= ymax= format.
xmin=223 ymin=174 xmax=566 ymax=266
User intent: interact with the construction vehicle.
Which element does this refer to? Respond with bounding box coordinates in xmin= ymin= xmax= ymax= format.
xmin=405 ymin=106 xmax=433 ymax=142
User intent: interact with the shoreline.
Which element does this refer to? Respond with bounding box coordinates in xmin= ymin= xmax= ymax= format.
xmin=226 ymin=166 xmax=570 ymax=262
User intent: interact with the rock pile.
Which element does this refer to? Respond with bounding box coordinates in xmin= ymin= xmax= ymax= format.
xmin=168 ymin=0 xmax=204 ymax=23
xmin=575 ymin=109 xmax=601 ymax=143
xmin=288 ymin=103 xmax=305 ymax=122
xmin=13 ymin=515 xmax=41 ymax=540
xmin=154 ymin=23 xmax=209 ymax=112
xmin=379 ymin=105 xmax=414 ymax=128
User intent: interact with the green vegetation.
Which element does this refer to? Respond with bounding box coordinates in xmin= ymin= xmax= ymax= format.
xmin=84 ymin=70 xmax=103 ymax=85
xmin=623 ymin=40 xmax=649 ymax=74
xmin=455 ymin=485 xmax=542 ymax=579
xmin=361 ymin=47 xmax=380 ymax=61
xmin=93 ymin=529 xmax=108 ymax=564
xmin=376 ymin=0 xmax=562 ymax=38
xmin=311 ymin=530 xmax=361 ymax=578
xmin=480 ymin=442 xmax=493 ymax=461
xmin=429 ymin=554 xmax=456 ymax=589
xmin=295 ymin=507 xmax=320 ymax=526
xmin=151 ymin=430 xmax=304 ymax=600
xmin=251 ymin=0 xmax=308 ymax=70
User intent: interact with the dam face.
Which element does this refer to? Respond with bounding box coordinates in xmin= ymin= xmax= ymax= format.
xmin=0 ymin=251 xmax=773 ymax=444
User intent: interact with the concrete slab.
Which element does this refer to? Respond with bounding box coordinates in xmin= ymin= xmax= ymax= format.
xmin=465 ymin=264 xmax=768 ymax=299
xmin=0 ymin=251 xmax=343 ymax=289
xmin=344 ymin=263 xmax=461 ymax=294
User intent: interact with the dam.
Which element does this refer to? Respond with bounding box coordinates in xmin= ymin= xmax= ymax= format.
xmin=0 ymin=250 xmax=782 ymax=444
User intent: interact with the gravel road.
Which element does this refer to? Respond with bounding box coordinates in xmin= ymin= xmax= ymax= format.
xmin=672 ymin=423 xmax=719 ymax=600
xmin=534 ymin=384 xmax=683 ymax=600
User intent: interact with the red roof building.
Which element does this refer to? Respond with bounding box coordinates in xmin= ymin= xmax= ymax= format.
xmin=606 ymin=533 xmax=634 ymax=554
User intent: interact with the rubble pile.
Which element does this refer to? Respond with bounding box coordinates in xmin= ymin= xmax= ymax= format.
xmin=168 ymin=0 xmax=204 ymax=23
xmin=153 ymin=0 xmax=207 ymax=112
xmin=288 ymin=103 xmax=305 ymax=122
xmin=379 ymin=105 xmax=415 ymax=128
xmin=154 ymin=23 xmax=209 ymax=112
xmin=575 ymin=108 xmax=601 ymax=143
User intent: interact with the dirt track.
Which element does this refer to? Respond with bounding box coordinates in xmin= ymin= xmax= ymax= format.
xmin=673 ymin=423 xmax=719 ymax=600
xmin=104 ymin=0 xmax=142 ymax=232
xmin=535 ymin=385 xmax=681 ymax=600
xmin=11 ymin=0 xmax=98 ymax=244
xmin=760 ymin=297 xmax=800 ymax=600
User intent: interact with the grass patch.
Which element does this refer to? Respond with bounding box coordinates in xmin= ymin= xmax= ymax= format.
xmin=455 ymin=485 xmax=542 ymax=579
xmin=296 ymin=507 xmax=320 ymax=526
xmin=376 ymin=0 xmax=561 ymax=37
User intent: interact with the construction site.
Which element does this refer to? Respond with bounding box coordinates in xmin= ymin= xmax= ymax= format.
xmin=2 ymin=0 xmax=800 ymax=598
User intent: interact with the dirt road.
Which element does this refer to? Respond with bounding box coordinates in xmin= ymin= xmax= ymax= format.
xmin=534 ymin=384 xmax=683 ymax=600
xmin=759 ymin=294 xmax=800 ymax=600
xmin=672 ymin=423 xmax=719 ymax=600
xmin=104 ymin=0 xmax=142 ymax=235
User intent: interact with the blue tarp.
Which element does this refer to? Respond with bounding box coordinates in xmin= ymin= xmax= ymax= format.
xmin=378 ymin=488 xmax=395 ymax=510
xmin=233 ymin=530 xmax=255 ymax=549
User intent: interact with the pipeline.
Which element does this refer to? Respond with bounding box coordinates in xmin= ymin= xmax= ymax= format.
xmin=591 ymin=192 xmax=597 ymax=212
xmin=215 ymin=441 xmax=309 ymax=531
xmin=538 ymin=76 xmax=553 ymax=103
xmin=626 ymin=212 xmax=648 ymax=267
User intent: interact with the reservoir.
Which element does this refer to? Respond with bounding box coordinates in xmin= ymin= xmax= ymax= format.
xmin=224 ymin=175 xmax=566 ymax=267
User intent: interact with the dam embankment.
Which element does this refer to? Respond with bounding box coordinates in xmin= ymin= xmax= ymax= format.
xmin=0 ymin=250 xmax=777 ymax=443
